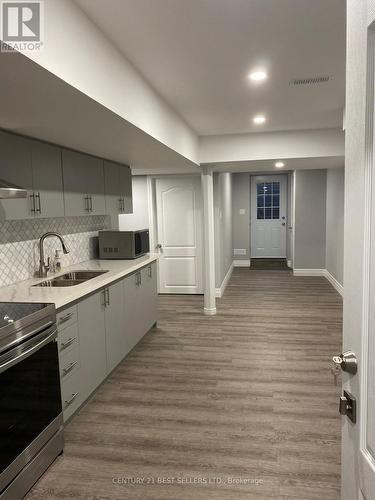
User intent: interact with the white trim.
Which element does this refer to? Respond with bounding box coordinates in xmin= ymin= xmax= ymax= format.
xmin=202 ymin=167 xmax=216 ymax=315
xmin=234 ymin=259 xmax=251 ymax=267
xmin=287 ymin=259 xmax=293 ymax=268
xmin=293 ymin=269 xmax=344 ymax=296
xmin=204 ymin=307 xmax=217 ymax=316
xmin=215 ymin=262 xmax=234 ymax=298
xmin=324 ymin=270 xmax=344 ymax=297
xmin=293 ymin=269 xmax=326 ymax=276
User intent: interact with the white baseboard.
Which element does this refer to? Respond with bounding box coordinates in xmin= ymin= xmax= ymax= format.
xmin=215 ymin=262 xmax=234 ymax=298
xmin=233 ymin=259 xmax=251 ymax=268
xmin=324 ymin=270 xmax=344 ymax=297
xmin=204 ymin=307 xmax=217 ymax=315
xmin=287 ymin=259 xmax=292 ymax=268
xmin=293 ymin=269 xmax=326 ymax=276
xmin=293 ymin=268 xmax=344 ymax=297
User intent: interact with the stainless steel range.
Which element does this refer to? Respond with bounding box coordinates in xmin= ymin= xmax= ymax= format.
xmin=0 ymin=302 xmax=63 ymax=500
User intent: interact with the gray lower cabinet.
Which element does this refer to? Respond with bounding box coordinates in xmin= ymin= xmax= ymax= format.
xmin=104 ymin=280 xmax=128 ymax=373
xmin=77 ymin=291 xmax=107 ymax=400
xmin=57 ymin=262 xmax=157 ymax=422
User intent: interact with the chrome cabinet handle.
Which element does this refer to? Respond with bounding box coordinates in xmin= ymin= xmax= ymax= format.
xmin=89 ymin=196 xmax=93 ymax=212
xmin=119 ymin=198 xmax=123 ymax=212
xmin=105 ymin=288 xmax=110 ymax=306
xmin=30 ymin=193 xmax=36 ymax=214
xmin=148 ymin=265 xmax=152 ymax=278
xmin=65 ymin=392 xmax=79 ymax=407
xmin=36 ymin=192 xmax=41 ymax=213
xmin=84 ymin=195 xmax=90 ymax=212
xmin=101 ymin=290 xmax=107 ymax=307
xmin=58 ymin=312 xmax=73 ymax=324
xmin=60 ymin=337 xmax=76 ymax=350
xmin=122 ymin=197 xmax=125 ymax=212
xmin=62 ymin=361 xmax=78 ymax=377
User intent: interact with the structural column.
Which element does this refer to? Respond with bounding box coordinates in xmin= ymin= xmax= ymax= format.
xmin=201 ymin=166 xmax=216 ymax=315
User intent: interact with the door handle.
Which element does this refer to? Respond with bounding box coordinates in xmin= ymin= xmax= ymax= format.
xmin=30 ymin=193 xmax=36 ymax=214
xmin=156 ymin=243 xmax=162 ymax=249
xmin=35 ymin=192 xmax=41 ymax=214
xmin=339 ymin=390 xmax=357 ymax=423
xmin=332 ymin=350 xmax=358 ymax=375
xmin=282 ymin=222 xmax=286 ymax=226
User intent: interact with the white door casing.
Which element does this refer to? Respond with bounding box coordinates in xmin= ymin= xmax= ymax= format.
xmin=250 ymin=175 xmax=287 ymax=258
xmin=155 ymin=176 xmax=203 ymax=294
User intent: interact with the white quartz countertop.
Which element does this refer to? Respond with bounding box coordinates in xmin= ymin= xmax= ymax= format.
xmin=0 ymin=254 xmax=159 ymax=310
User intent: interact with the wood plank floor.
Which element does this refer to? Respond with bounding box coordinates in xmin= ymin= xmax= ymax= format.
xmin=26 ymin=268 xmax=343 ymax=500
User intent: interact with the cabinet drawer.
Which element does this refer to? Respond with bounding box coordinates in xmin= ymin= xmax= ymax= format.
xmin=58 ymin=323 xmax=79 ymax=354
xmin=57 ymin=305 xmax=77 ymax=331
xmin=61 ymin=368 xmax=83 ymax=422
xmin=60 ymin=344 xmax=81 ymax=381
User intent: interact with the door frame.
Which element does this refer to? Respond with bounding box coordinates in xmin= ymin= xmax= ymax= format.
xmin=147 ymin=174 xmax=203 ymax=294
xmin=249 ymin=173 xmax=292 ymax=262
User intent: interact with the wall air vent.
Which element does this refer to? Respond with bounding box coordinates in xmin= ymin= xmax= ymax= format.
xmin=289 ymin=75 xmax=331 ymax=86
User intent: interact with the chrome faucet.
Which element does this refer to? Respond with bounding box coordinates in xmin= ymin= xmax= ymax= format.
xmin=39 ymin=232 xmax=70 ymax=277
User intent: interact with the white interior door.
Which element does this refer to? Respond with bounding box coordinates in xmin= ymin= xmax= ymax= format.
xmin=250 ymin=175 xmax=287 ymax=258
xmin=155 ymin=176 xmax=203 ymax=294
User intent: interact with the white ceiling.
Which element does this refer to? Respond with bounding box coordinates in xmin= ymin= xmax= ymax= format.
xmin=75 ymin=0 xmax=346 ymax=136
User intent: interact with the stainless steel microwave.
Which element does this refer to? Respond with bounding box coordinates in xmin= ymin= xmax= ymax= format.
xmin=99 ymin=230 xmax=150 ymax=259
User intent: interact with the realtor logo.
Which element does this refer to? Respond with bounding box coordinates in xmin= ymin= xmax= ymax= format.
xmin=1 ymin=1 xmax=44 ymax=52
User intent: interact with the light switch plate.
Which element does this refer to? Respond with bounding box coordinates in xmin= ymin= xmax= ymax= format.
xmin=239 ymin=209 xmax=246 ymax=215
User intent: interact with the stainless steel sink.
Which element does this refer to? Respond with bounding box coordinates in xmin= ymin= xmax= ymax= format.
xmin=33 ymin=270 xmax=108 ymax=287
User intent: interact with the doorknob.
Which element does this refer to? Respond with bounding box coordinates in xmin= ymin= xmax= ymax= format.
xmin=332 ymin=350 xmax=358 ymax=375
xmin=282 ymin=222 xmax=286 ymax=226
xmin=156 ymin=243 xmax=162 ymax=249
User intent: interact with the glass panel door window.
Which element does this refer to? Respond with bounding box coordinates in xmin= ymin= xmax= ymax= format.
xmin=256 ymin=182 xmax=280 ymax=220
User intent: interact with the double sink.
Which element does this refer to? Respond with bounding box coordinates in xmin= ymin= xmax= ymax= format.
xmin=34 ymin=270 xmax=108 ymax=287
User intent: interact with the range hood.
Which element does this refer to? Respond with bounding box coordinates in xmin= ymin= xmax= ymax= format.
xmin=0 ymin=179 xmax=27 ymax=199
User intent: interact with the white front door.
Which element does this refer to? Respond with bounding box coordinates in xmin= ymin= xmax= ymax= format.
xmin=250 ymin=175 xmax=287 ymax=258
xmin=155 ymin=176 xmax=203 ymax=294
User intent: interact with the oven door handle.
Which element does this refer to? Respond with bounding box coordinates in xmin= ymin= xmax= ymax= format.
xmin=0 ymin=326 xmax=57 ymax=374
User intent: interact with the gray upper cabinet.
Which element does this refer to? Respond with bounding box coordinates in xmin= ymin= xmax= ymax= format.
xmin=31 ymin=141 xmax=64 ymax=218
xmin=62 ymin=149 xmax=105 ymax=216
xmin=0 ymin=131 xmax=33 ymax=220
xmin=120 ymin=166 xmax=133 ymax=213
xmin=104 ymin=160 xmax=132 ymax=216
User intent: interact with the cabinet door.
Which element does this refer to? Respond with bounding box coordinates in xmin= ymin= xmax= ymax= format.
xmin=89 ymin=158 xmax=106 ymax=215
xmin=0 ymin=130 xmax=34 ymax=220
xmin=120 ymin=166 xmax=133 ymax=214
xmin=105 ymin=280 xmax=127 ymax=373
xmin=31 ymin=141 xmax=64 ymax=218
xmin=104 ymin=161 xmax=121 ymax=216
xmin=62 ymin=149 xmax=91 ymax=216
xmin=123 ymin=272 xmax=142 ymax=351
xmin=141 ymin=262 xmax=158 ymax=334
xmin=77 ymin=291 xmax=107 ymax=400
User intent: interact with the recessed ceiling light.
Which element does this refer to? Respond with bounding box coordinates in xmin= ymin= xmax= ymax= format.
xmin=275 ymin=161 xmax=285 ymax=168
xmin=253 ymin=115 xmax=266 ymax=125
xmin=249 ymin=70 xmax=267 ymax=82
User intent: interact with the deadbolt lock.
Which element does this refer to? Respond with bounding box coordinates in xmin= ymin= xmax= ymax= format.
xmin=339 ymin=390 xmax=357 ymax=424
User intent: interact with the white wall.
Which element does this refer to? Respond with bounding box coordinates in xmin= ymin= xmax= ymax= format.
xmin=119 ymin=176 xmax=149 ymax=231
xmin=294 ymin=169 xmax=327 ymax=270
xmin=213 ymin=173 xmax=233 ymax=288
xmin=21 ymin=0 xmax=198 ymax=164
xmin=232 ymin=173 xmax=250 ymax=262
xmin=326 ymin=168 xmax=345 ymax=285
xmin=200 ymin=128 xmax=344 ymax=164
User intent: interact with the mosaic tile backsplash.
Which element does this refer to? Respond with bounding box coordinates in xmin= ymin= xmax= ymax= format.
xmin=0 ymin=215 xmax=110 ymax=287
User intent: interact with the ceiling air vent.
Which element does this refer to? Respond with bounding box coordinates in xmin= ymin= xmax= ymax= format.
xmin=289 ymin=75 xmax=331 ymax=86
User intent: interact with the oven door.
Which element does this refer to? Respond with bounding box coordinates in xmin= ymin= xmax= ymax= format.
xmin=0 ymin=325 xmax=62 ymax=493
